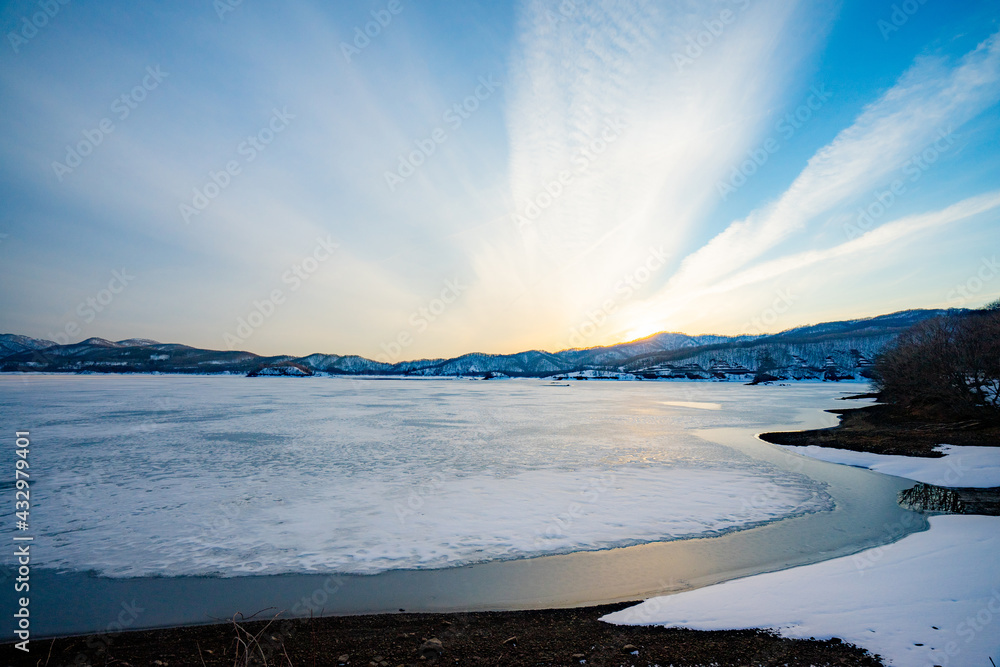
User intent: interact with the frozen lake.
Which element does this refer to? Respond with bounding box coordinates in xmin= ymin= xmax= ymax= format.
xmin=0 ymin=375 xmax=923 ymax=636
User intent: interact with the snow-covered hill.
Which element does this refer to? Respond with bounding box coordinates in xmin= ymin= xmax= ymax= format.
xmin=0 ymin=333 xmax=57 ymax=357
xmin=0 ymin=308 xmax=965 ymax=379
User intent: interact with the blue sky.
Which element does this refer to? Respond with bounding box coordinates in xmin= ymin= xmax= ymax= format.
xmin=0 ymin=0 xmax=998 ymax=360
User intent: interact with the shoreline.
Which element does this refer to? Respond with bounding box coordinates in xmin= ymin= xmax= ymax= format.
xmin=602 ymin=400 xmax=1000 ymax=667
xmin=1 ymin=602 xmax=881 ymax=666
xmin=605 ymin=514 xmax=1000 ymax=667
xmin=760 ymin=399 xmax=1000 ymax=514
xmin=3 ymin=385 xmax=966 ymax=665
xmin=759 ymin=400 xmax=1000 ymax=457
xmin=3 ymin=385 xmax=923 ymax=644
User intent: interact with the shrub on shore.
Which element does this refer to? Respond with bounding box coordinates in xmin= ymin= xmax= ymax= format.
xmin=872 ymin=300 xmax=1000 ymax=420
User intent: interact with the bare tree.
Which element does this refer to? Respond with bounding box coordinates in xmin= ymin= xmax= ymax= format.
xmin=873 ymin=307 xmax=1000 ymax=419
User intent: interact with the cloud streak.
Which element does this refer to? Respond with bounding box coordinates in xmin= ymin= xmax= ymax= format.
xmin=463 ymin=0 xmax=820 ymax=348
xmin=1 ymin=3 xmax=998 ymax=357
xmin=704 ymin=190 xmax=1000 ymax=298
xmin=653 ymin=30 xmax=1000 ymax=303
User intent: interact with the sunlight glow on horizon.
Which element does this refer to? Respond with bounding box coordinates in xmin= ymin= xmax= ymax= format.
xmin=0 ymin=1 xmax=998 ymax=358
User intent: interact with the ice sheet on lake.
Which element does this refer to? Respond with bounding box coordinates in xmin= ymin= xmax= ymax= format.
xmin=0 ymin=376 xmax=847 ymax=577
xmin=32 ymin=463 xmax=832 ymax=577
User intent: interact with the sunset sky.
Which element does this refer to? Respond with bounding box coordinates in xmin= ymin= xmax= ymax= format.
xmin=1 ymin=0 xmax=999 ymax=360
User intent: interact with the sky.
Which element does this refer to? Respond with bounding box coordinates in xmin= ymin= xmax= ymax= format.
xmin=0 ymin=0 xmax=999 ymax=361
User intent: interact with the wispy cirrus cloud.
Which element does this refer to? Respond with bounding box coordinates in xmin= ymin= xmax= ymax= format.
xmin=2 ymin=2 xmax=998 ymax=358
xmin=646 ymin=30 xmax=1000 ymax=309
xmin=461 ymin=0 xmax=825 ymax=349
xmin=701 ymin=190 xmax=1000 ymax=298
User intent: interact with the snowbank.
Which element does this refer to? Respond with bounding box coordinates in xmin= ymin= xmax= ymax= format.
xmin=604 ymin=515 xmax=1000 ymax=667
xmin=778 ymin=443 xmax=1000 ymax=487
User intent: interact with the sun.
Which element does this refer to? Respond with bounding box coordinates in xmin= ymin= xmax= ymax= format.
xmin=619 ymin=317 xmax=666 ymax=343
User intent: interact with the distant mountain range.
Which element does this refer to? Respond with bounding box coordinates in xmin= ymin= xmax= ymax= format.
xmin=0 ymin=308 xmax=963 ymax=381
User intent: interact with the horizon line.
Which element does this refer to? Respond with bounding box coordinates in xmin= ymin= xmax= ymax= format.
xmin=1 ymin=304 xmax=969 ymax=367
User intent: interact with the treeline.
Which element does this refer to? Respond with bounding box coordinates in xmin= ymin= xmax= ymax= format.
xmin=873 ymin=300 xmax=1000 ymax=420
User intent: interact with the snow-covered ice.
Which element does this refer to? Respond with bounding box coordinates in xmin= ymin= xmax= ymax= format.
xmin=604 ymin=515 xmax=1000 ymax=667
xmin=0 ymin=375 xmax=847 ymax=578
xmin=30 ymin=464 xmax=832 ymax=577
xmin=779 ymin=443 xmax=1000 ymax=487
